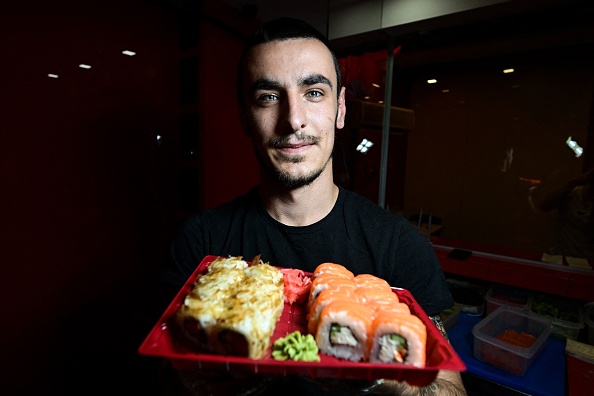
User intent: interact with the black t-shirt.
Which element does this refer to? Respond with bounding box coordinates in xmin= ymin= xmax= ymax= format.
xmin=160 ymin=185 xmax=453 ymax=316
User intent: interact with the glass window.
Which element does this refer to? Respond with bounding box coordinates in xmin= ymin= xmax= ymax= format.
xmin=334 ymin=3 xmax=594 ymax=268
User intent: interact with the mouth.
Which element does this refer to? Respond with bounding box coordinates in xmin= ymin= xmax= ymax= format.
xmin=269 ymin=135 xmax=319 ymax=155
xmin=275 ymin=144 xmax=312 ymax=158
xmin=278 ymin=142 xmax=312 ymax=150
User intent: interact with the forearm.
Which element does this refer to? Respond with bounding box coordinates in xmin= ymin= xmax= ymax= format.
xmin=537 ymin=183 xmax=574 ymax=212
xmin=375 ymin=314 xmax=466 ymax=395
xmin=372 ymin=371 xmax=467 ymax=396
xmin=352 ymin=314 xmax=467 ymax=395
xmin=537 ymin=170 xmax=594 ymax=212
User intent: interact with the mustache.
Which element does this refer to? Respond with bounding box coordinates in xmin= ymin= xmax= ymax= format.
xmin=268 ymin=132 xmax=320 ymax=148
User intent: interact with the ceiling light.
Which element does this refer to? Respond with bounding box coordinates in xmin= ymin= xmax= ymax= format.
xmin=356 ymin=138 xmax=374 ymax=153
xmin=122 ymin=50 xmax=136 ymax=56
xmin=48 ymin=74 xmax=58 ymax=78
xmin=372 ymin=83 xmax=380 ymax=88
xmin=503 ymin=68 xmax=514 ymax=74
xmin=566 ymin=136 xmax=583 ymax=157
xmin=427 ymin=79 xmax=437 ymax=84
xmin=79 ymin=64 xmax=91 ymax=69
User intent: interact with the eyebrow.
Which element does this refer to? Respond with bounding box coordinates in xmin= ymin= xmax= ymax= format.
xmin=300 ymin=74 xmax=333 ymax=91
xmin=248 ymin=73 xmax=334 ymax=96
xmin=249 ymin=78 xmax=281 ymax=96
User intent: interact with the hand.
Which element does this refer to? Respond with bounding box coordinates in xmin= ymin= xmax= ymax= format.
xmin=303 ymin=377 xmax=414 ymax=395
xmin=163 ymin=364 xmax=273 ymax=396
xmin=571 ymin=169 xmax=594 ymax=187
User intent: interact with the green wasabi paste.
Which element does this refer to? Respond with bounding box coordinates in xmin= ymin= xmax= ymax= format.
xmin=272 ymin=331 xmax=321 ymax=362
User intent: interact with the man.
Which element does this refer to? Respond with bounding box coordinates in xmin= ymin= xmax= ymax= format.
xmin=537 ymin=166 xmax=594 ymax=261
xmin=159 ymin=17 xmax=467 ymax=396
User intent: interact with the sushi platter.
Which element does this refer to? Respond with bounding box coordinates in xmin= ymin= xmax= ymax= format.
xmin=139 ymin=256 xmax=466 ymax=386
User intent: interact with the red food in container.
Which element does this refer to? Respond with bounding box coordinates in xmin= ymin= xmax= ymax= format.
xmin=496 ymin=329 xmax=537 ymax=348
xmin=139 ymin=256 xmax=466 ymax=386
xmin=472 ymin=306 xmax=552 ymax=376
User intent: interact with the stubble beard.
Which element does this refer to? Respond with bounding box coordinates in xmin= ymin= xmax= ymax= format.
xmin=253 ymin=132 xmax=335 ymax=189
xmin=271 ymin=152 xmax=332 ymax=189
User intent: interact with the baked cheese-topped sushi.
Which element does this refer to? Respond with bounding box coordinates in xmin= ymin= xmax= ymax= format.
xmin=369 ymin=311 xmax=427 ymax=367
xmin=174 ymin=256 xmax=284 ymax=359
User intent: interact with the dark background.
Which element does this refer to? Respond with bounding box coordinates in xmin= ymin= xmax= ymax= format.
xmin=1 ymin=1 xmax=593 ymax=394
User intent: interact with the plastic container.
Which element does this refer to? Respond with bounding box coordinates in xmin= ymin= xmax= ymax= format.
xmin=485 ymin=284 xmax=532 ymax=315
xmin=530 ymin=293 xmax=585 ymax=340
xmin=585 ymin=302 xmax=594 ymax=345
xmin=440 ymin=304 xmax=461 ymax=331
xmin=139 ymin=255 xmax=466 ymax=386
xmin=565 ymin=339 xmax=594 ymax=396
xmin=449 ymin=285 xmax=485 ymax=316
xmin=472 ymin=306 xmax=552 ymax=376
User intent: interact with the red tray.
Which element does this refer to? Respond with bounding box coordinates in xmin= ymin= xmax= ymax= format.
xmin=139 ymin=255 xmax=466 ymax=386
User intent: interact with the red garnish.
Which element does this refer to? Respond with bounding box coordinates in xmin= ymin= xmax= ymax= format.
xmin=280 ymin=268 xmax=312 ymax=304
xmin=496 ymin=329 xmax=537 ymax=348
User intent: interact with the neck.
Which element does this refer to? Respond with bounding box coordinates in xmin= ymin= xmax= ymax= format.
xmin=259 ymin=170 xmax=338 ymax=226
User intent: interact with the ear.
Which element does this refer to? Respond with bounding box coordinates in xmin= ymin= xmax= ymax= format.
xmin=335 ymin=86 xmax=347 ymax=130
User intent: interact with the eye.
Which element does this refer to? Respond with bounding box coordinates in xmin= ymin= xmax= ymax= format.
xmin=257 ymin=93 xmax=278 ymax=103
xmin=305 ymin=90 xmax=324 ymax=101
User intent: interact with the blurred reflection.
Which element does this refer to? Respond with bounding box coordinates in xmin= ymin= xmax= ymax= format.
xmin=535 ymin=167 xmax=594 ymax=263
xmin=335 ymin=40 xmax=594 ymax=269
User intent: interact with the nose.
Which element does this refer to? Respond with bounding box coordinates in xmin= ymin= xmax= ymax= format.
xmin=283 ymin=92 xmax=306 ymax=132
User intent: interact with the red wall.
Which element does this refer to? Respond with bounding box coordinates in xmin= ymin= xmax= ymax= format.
xmin=196 ymin=17 xmax=260 ymax=210
xmin=0 ymin=1 xmax=258 ymax=393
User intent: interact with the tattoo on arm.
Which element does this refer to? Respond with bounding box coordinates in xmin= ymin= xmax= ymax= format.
xmin=429 ymin=314 xmax=449 ymax=342
xmin=419 ymin=381 xmax=441 ymax=396
xmin=370 ymin=315 xmax=467 ymax=395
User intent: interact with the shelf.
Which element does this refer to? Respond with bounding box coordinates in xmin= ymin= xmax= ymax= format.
xmin=434 ymin=244 xmax=594 ymax=302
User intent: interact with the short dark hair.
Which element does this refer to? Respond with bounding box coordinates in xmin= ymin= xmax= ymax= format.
xmin=236 ymin=17 xmax=342 ymax=107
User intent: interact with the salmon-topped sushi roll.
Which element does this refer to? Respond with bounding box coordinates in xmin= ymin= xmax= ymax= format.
xmin=369 ymin=311 xmax=426 ymax=368
xmin=307 ymin=287 xmax=357 ymax=335
xmin=315 ymin=301 xmax=375 ymax=362
xmin=354 ymin=274 xmax=392 ymax=292
xmin=368 ymin=301 xmax=411 ymax=316
xmin=307 ymin=273 xmax=356 ymax=311
xmin=355 ymin=287 xmax=399 ymax=306
xmin=312 ymin=262 xmax=355 ymax=280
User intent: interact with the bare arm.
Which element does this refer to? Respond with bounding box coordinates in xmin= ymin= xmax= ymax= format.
xmin=538 ymin=169 xmax=594 ymax=212
xmin=369 ymin=314 xmax=467 ymax=396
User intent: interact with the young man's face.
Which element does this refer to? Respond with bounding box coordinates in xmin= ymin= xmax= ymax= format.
xmin=241 ymin=38 xmax=346 ymax=188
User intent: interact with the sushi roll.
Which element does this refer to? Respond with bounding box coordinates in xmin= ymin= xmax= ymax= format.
xmin=355 ymin=287 xmax=400 ymax=305
xmin=354 ymin=274 xmax=392 ymax=291
xmin=369 ymin=311 xmax=426 ymax=367
xmin=312 ymin=262 xmax=355 ymax=280
xmin=307 ymin=287 xmax=357 ymax=335
xmin=315 ymin=301 xmax=375 ymax=362
xmin=174 ymin=256 xmax=284 ymax=359
xmin=368 ymin=301 xmax=411 ymax=316
xmin=307 ymin=273 xmax=356 ymax=311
